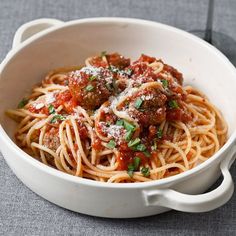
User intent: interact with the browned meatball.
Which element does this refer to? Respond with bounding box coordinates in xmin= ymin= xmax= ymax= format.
xmin=68 ymin=67 xmax=114 ymax=110
xmin=88 ymin=53 xmax=130 ymax=70
xmin=128 ymin=87 xmax=167 ymax=126
xmin=43 ymin=127 xmax=60 ymax=152
xmin=106 ymin=53 xmax=130 ymax=69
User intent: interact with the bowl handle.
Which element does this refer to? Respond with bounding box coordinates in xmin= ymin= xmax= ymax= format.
xmin=12 ymin=18 xmax=64 ymax=49
xmin=143 ymin=145 xmax=236 ymax=212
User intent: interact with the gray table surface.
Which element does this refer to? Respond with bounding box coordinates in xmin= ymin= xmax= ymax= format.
xmin=0 ymin=0 xmax=236 ymax=235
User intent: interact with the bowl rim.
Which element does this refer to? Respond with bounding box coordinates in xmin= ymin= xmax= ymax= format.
xmin=1 ymin=17 xmax=236 ymax=189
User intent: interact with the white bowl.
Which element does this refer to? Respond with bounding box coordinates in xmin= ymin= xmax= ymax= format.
xmin=0 ymin=18 xmax=236 ymax=218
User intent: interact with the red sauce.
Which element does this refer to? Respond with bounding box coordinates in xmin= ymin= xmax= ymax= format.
xmin=92 ymin=137 xmax=103 ymax=151
xmin=28 ymin=104 xmax=49 ymax=115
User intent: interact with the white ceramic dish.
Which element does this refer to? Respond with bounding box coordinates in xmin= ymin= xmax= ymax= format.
xmin=0 ymin=18 xmax=236 ymax=218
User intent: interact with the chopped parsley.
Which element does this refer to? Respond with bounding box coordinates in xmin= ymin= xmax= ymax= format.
xmin=127 ymin=157 xmax=141 ymax=177
xmin=109 ymin=65 xmax=119 ymax=73
xmin=136 ymin=143 xmax=146 ymax=151
xmin=125 ymin=68 xmax=133 ymax=76
xmin=100 ymin=51 xmax=107 ymax=57
xmin=123 ymin=120 xmax=136 ymax=131
xmin=116 ymin=119 xmax=124 ymax=126
xmin=124 ymin=130 xmax=133 ymax=141
xmin=89 ymin=75 xmax=96 ymax=81
xmin=128 ymin=138 xmax=141 ymax=147
xmin=157 ymin=128 xmax=163 ymax=139
xmin=161 ymin=79 xmax=169 ymax=88
xmin=168 ymin=100 xmax=179 ymax=109
xmin=86 ymin=84 xmax=94 ymax=92
xmin=133 ymin=157 xmax=141 ymax=170
xmin=17 ymin=98 xmax=28 ymax=108
xmin=141 ymin=167 xmax=150 ymax=177
xmin=134 ymin=97 xmax=143 ymax=109
xmin=107 ymin=139 xmax=116 ymax=149
xmin=50 ymin=114 xmax=66 ymax=123
xmin=48 ymin=104 xmax=56 ymax=114
xmin=143 ymin=150 xmax=151 ymax=158
xmin=127 ymin=164 xmax=135 ymax=177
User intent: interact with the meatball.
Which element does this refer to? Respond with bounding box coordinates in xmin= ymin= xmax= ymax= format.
xmin=163 ymin=64 xmax=183 ymax=85
xmin=106 ymin=53 xmax=130 ymax=69
xmin=43 ymin=127 xmax=60 ymax=152
xmin=88 ymin=52 xmax=130 ymax=69
xmin=128 ymin=87 xmax=167 ymax=126
xmin=68 ymin=67 xmax=114 ymax=110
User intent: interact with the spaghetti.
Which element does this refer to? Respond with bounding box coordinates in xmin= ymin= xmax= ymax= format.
xmin=7 ymin=53 xmax=227 ymax=183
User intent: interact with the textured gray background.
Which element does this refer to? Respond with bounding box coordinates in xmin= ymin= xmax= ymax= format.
xmin=0 ymin=0 xmax=236 ymax=235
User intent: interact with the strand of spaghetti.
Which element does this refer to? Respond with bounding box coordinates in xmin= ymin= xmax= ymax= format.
xmin=162 ymin=141 xmax=189 ymax=169
xmin=38 ymin=126 xmax=48 ymax=165
xmin=34 ymin=84 xmax=67 ymax=92
xmin=75 ymin=150 xmax=83 ymax=177
xmin=98 ymin=149 xmax=114 ymax=156
xmin=18 ymin=115 xmax=31 ymax=129
xmin=174 ymin=121 xmax=192 ymax=155
xmin=96 ymin=162 xmax=118 ymax=171
xmin=18 ymin=118 xmax=39 ymax=134
xmin=59 ymin=120 xmax=76 ymax=168
xmin=31 ymin=142 xmax=59 ymax=163
xmin=59 ymin=149 xmax=75 ymax=175
xmin=84 ymin=122 xmax=96 ymax=165
xmin=150 ymin=162 xmax=187 ymax=174
xmin=205 ymin=131 xmax=220 ymax=153
xmin=94 ymin=104 xmax=110 ymax=142
xmin=108 ymin=173 xmax=151 ymax=183
xmin=65 ymin=122 xmax=77 ymax=162
xmin=83 ymin=168 xmax=117 ymax=178
xmin=189 ymin=143 xmax=201 ymax=165
xmin=70 ymin=116 xmax=103 ymax=173
xmin=158 ymin=151 xmax=167 ymax=179
xmin=25 ymin=118 xmax=40 ymax=147
xmin=149 ymin=61 xmax=164 ymax=74
xmin=6 ymin=109 xmax=38 ymax=118
xmin=75 ymin=106 xmax=93 ymax=126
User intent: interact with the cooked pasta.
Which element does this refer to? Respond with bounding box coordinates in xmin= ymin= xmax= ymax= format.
xmin=6 ymin=53 xmax=227 ymax=183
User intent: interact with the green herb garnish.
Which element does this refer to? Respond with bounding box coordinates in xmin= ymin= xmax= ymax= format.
xmin=116 ymin=119 xmax=124 ymax=126
xmin=136 ymin=143 xmax=146 ymax=151
xmin=128 ymin=138 xmax=141 ymax=147
xmin=151 ymin=140 xmax=157 ymax=151
xmin=127 ymin=157 xmax=141 ymax=177
xmin=107 ymin=139 xmax=116 ymax=149
xmin=86 ymin=84 xmax=94 ymax=92
xmin=143 ymin=150 xmax=151 ymax=158
xmin=50 ymin=114 xmax=66 ymax=123
xmin=133 ymin=157 xmax=141 ymax=170
xmin=157 ymin=128 xmax=163 ymax=139
xmin=161 ymin=79 xmax=169 ymax=88
xmin=17 ymin=98 xmax=28 ymax=108
xmin=134 ymin=97 xmax=143 ymax=109
xmin=124 ymin=130 xmax=133 ymax=141
xmin=109 ymin=65 xmax=119 ymax=73
xmin=125 ymin=68 xmax=133 ymax=76
xmin=141 ymin=167 xmax=150 ymax=177
xmin=127 ymin=164 xmax=135 ymax=177
xmin=89 ymin=75 xmax=96 ymax=81
xmin=123 ymin=120 xmax=135 ymax=132
xmin=168 ymin=100 xmax=179 ymax=109
xmin=48 ymin=104 xmax=56 ymax=114
xmin=101 ymin=51 xmax=107 ymax=57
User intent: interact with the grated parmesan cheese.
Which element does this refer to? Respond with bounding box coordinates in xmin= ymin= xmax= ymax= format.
xmin=34 ymin=103 xmax=45 ymax=110
xmin=45 ymin=93 xmax=56 ymax=104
